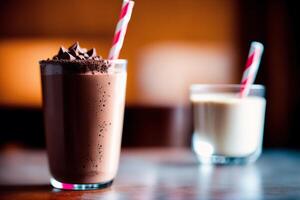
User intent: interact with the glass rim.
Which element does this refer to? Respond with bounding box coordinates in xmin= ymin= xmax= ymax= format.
xmin=40 ymin=59 xmax=127 ymax=75
xmin=190 ymin=84 xmax=265 ymax=91
xmin=108 ymin=59 xmax=127 ymax=65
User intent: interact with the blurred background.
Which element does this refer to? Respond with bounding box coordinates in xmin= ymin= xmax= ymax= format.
xmin=0 ymin=0 xmax=299 ymax=149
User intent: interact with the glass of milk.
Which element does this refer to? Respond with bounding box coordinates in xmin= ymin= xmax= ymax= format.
xmin=190 ymin=84 xmax=266 ymax=164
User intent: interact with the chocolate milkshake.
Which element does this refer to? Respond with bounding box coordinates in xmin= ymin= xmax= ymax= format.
xmin=40 ymin=42 xmax=127 ymax=189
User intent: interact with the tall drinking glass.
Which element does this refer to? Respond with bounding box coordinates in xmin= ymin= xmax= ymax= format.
xmin=40 ymin=59 xmax=127 ymax=190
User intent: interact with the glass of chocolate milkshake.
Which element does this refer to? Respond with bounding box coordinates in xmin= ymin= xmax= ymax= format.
xmin=39 ymin=42 xmax=127 ymax=190
xmin=190 ymin=84 xmax=266 ymax=164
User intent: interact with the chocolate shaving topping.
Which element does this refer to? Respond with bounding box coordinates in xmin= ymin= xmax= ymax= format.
xmin=58 ymin=46 xmax=67 ymax=55
xmin=87 ymin=48 xmax=97 ymax=57
xmin=53 ymin=42 xmax=102 ymax=61
xmin=39 ymin=42 xmax=111 ymax=73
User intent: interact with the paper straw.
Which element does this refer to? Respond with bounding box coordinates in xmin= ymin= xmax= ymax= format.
xmin=239 ymin=41 xmax=264 ymax=97
xmin=108 ymin=0 xmax=135 ymax=60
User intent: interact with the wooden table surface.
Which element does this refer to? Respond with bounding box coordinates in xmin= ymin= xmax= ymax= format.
xmin=1 ymin=148 xmax=300 ymax=200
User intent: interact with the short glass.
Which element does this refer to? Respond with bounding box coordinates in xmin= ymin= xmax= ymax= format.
xmin=190 ymin=84 xmax=266 ymax=164
xmin=40 ymin=59 xmax=127 ymax=190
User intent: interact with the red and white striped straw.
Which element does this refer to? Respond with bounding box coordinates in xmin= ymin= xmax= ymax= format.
xmin=239 ymin=41 xmax=264 ymax=97
xmin=108 ymin=0 xmax=135 ymax=60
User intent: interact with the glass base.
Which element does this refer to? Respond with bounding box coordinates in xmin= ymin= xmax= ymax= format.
xmin=50 ymin=178 xmax=113 ymax=190
xmin=192 ymin=133 xmax=262 ymax=165
xmin=194 ymin=150 xmax=261 ymax=165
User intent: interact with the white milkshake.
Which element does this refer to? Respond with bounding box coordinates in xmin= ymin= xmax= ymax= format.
xmin=191 ymin=42 xmax=265 ymax=164
xmin=191 ymin=93 xmax=266 ymax=159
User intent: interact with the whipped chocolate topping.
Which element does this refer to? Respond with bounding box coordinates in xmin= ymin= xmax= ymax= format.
xmin=39 ymin=42 xmax=111 ymax=73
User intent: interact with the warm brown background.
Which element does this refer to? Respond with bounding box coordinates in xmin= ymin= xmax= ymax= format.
xmin=0 ymin=0 xmax=299 ymax=148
